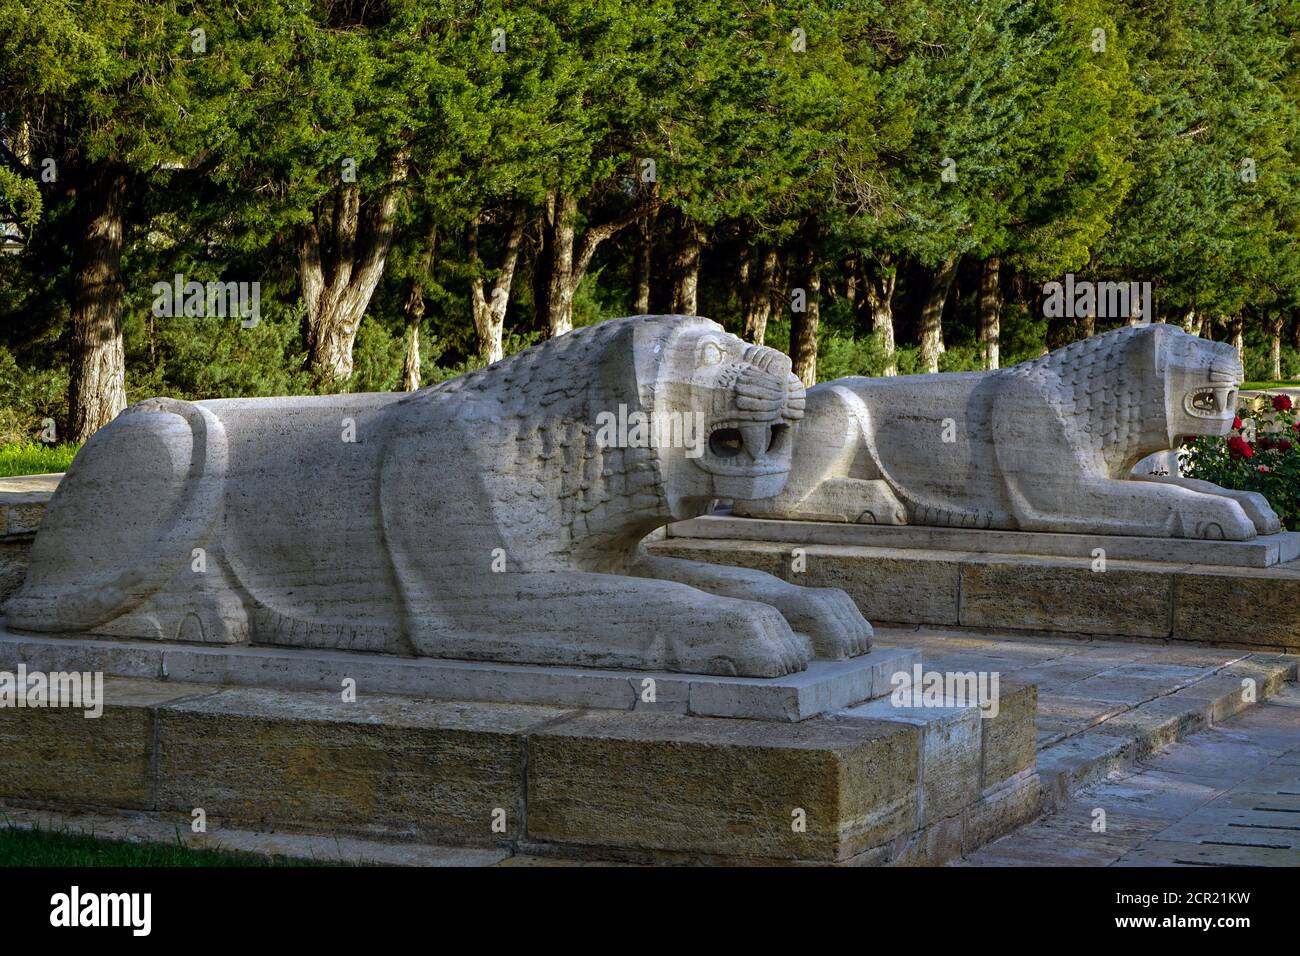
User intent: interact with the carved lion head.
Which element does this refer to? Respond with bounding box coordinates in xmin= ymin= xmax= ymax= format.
xmin=1158 ymin=327 xmax=1243 ymax=444
xmin=633 ymin=316 xmax=805 ymax=514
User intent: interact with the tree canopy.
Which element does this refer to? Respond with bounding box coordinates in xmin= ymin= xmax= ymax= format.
xmin=1 ymin=0 xmax=1297 ymax=442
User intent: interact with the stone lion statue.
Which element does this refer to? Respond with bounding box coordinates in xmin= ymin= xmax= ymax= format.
xmin=735 ymin=325 xmax=1281 ymax=540
xmin=5 ymin=315 xmax=870 ymax=677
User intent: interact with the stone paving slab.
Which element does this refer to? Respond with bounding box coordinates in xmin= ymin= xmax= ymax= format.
xmin=963 ymin=685 xmax=1300 ymax=866
xmin=1111 ymin=840 xmax=1298 ymax=866
xmin=870 ymin=625 xmax=1297 ymax=814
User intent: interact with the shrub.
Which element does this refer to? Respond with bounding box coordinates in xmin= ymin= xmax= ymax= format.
xmin=1180 ymin=392 xmax=1300 ymax=531
xmin=0 ymin=347 xmax=68 ymax=446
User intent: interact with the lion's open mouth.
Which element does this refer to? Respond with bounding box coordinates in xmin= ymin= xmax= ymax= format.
xmin=1183 ymin=385 xmax=1236 ymax=419
xmin=707 ymin=422 xmax=791 ymax=462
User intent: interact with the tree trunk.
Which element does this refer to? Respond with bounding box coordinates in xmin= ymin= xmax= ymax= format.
xmin=742 ymin=246 xmax=778 ymax=345
xmin=402 ymin=281 xmax=424 ymax=391
xmin=671 ymin=215 xmax=704 ymax=315
xmin=978 ymin=256 xmax=1002 ymax=371
xmin=1182 ymin=309 xmax=1202 ymax=337
xmin=1230 ymin=313 xmax=1245 ymax=366
xmin=863 ymin=253 xmax=897 ymax=376
xmin=538 ymin=191 xmax=660 ymax=335
xmin=401 ymin=223 xmax=437 ymax=391
xmin=469 ymin=209 xmax=525 ymax=364
xmin=539 ymin=190 xmax=577 ymax=337
xmin=1269 ymin=314 xmax=1284 ymax=380
xmin=300 ymin=149 xmax=410 ymax=385
xmin=790 ymin=243 xmax=820 ymax=387
xmin=738 ymin=243 xmax=751 ymax=317
xmin=920 ymin=257 xmax=957 ymax=374
xmin=843 ymin=253 xmax=859 ymax=314
xmin=68 ymin=163 xmax=129 ymax=443
xmin=631 ymin=210 xmax=656 ymax=313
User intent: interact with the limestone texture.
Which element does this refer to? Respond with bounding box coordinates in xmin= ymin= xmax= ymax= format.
xmin=4 ymin=315 xmax=873 ymax=678
xmin=735 ymin=325 xmax=1280 ymax=540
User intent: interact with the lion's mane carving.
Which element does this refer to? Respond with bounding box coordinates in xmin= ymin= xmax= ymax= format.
xmin=736 ymin=325 xmax=1281 ymax=540
xmin=6 ymin=315 xmax=870 ymax=677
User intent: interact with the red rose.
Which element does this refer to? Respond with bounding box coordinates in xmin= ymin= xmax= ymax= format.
xmin=1273 ymin=394 xmax=1293 ymax=412
xmin=1232 ymin=415 xmax=1244 ymax=430
xmin=1257 ymin=465 xmax=1271 ymax=474
xmin=1278 ymin=439 xmax=1293 ymax=453
xmin=1228 ymin=435 xmax=1255 ymax=459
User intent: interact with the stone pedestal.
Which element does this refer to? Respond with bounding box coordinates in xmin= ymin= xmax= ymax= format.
xmin=651 ymin=515 xmax=1300 ymax=650
xmin=0 ymin=625 xmax=914 ymax=723
xmin=0 ymin=670 xmax=1040 ymax=865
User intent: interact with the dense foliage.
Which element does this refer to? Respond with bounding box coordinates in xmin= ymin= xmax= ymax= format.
xmin=1 ymin=0 xmax=1298 ymax=447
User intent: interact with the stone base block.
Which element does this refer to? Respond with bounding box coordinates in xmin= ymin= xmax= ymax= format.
xmin=0 ymin=625 xmax=917 ymax=723
xmin=0 ymin=672 xmax=1043 ymax=864
xmin=525 ymin=710 xmax=920 ymax=862
xmin=670 ymin=514 xmax=1300 ymax=568
xmin=651 ymin=520 xmax=1300 ymax=650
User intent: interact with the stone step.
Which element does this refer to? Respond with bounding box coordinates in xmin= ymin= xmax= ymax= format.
xmin=0 ymin=474 xmax=55 ymax=604
xmin=1033 ymin=658 xmax=1297 ymax=811
xmin=963 ymin=684 xmax=1300 ymax=866
xmin=669 ymin=513 xmax=1300 ymax=569
xmin=862 ymin=625 xmax=1298 ymax=860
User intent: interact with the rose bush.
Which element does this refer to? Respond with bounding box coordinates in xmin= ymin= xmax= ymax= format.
xmin=1180 ymin=392 xmax=1300 ymax=530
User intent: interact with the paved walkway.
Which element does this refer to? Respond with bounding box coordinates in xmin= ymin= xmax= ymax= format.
xmin=872 ymin=625 xmax=1294 ymax=748
xmin=964 ymin=683 xmax=1300 ymax=866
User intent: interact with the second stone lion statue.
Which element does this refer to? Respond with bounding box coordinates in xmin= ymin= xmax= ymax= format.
xmin=5 ymin=315 xmax=870 ymax=677
xmin=735 ymin=325 xmax=1281 ymax=540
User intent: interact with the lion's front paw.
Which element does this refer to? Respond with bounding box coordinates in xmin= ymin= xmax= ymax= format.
xmin=1228 ymin=490 xmax=1283 ymax=535
xmin=1183 ymin=497 xmax=1256 ymax=541
xmin=680 ymin=599 xmax=811 ymax=678
xmin=765 ymin=586 xmax=873 ymax=660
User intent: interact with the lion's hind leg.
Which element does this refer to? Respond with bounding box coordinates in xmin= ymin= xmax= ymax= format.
xmin=735 ymin=384 xmax=887 ymax=522
xmin=1018 ymin=477 xmax=1257 ymax=540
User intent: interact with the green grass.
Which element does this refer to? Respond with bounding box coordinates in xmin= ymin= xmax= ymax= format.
xmin=0 ymin=441 xmax=79 ymax=477
xmin=1242 ymin=381 xmax=1300 ymax=391
xmin=0 ymin=824 xmax=321 ymax=866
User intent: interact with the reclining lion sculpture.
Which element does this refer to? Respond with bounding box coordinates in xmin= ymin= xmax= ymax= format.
xmin=735 ymin=325 xmax=1280 ymax=540
xmin=5 ymin=315 xmax=870 ymax=677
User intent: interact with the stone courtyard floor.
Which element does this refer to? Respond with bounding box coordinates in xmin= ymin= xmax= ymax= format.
xmin=870 ymin=625 xmax=1300 ymax=866
xmin=963 ymin=684 xmax=1300 ymax=866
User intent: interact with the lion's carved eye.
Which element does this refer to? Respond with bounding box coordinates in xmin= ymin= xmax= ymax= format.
xmin=698 ymin=339 xmax=725 ymax=367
